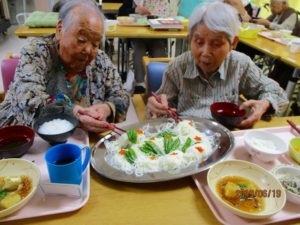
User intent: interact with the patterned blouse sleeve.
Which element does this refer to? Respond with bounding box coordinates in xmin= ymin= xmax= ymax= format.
xmin=0 ymin=39 xmax=51 ymax=126
xmin=90 ymin=51 xmax=130 ymax=123
xmin=239 ymin=58 xmax=289 ymax=115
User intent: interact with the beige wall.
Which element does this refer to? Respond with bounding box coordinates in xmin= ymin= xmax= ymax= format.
xmin=33 ymin=0 xmax=59 ymax=12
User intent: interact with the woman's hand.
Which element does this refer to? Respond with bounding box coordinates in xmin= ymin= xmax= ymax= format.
xmin=135 ymin=5 xmax=151 ymax=16
xmin=237 ymin=99 xmax=271 ymax=129
xmin=146 ymin=94 xmax=174 ymax=119
xmin=252 ymin=18 xmax=271 ymax=26
xmin=73 ymin=103 xmax=112 ymax=132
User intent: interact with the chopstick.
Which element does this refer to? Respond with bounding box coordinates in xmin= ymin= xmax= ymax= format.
xmin=105 ymin=123 xmax=126 ymax=136
xmin=287 ymin=119 xmax=300 ymax=135
xmin=151 ymin=92 xmax=182 ymax=122
xmin=76 ymin=110 xmax=126 ymax=135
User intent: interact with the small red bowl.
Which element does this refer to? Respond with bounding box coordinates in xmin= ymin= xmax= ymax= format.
xmin=0 ymin=125 xmax=35 ymax=158
xmin=210 ymin=102 xmax=246 ymax=128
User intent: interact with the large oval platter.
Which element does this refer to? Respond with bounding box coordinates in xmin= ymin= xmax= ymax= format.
xmin=91 ymin=117 xmax=234 ymax=183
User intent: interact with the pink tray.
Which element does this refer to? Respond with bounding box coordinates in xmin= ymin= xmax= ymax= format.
xmin=193 ymin=126 xmax=300 ymax=225
xmin=0 ymin=128 xmax=90 ymax=222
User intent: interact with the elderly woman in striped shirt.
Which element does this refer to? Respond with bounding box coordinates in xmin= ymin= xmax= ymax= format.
xmin=147 ymin=2 xmax=288 ymax=129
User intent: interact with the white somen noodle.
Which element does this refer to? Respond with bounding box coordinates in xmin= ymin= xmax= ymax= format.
xmin=105 ymin=120 xmax=219 ymax=176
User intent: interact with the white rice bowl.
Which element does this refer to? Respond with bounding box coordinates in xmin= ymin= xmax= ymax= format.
xmin=38 ymin=118 xmax=74 ymax=135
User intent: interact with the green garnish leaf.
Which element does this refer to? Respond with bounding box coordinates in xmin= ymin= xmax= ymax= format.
xmin=157 ymin=130 xmax=176 ymax=138
xmin=181 ymin=137 xmax=192 ymax=153
xmin=127 ymin=129 xmax=138 ymax=144
xmin=140 ymin=141 xmax=163 ymax=156
xmin=0 ymin=190 xmax=8 ymax=200
xmin=164 ymin=137 xmax=180 ymax=154
xmin=124 ymin=148 xmax=137 ymax=164
xmin=237 ymin=183 xmax=247 ymax=189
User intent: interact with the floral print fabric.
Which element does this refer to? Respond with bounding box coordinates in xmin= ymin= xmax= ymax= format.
xmin=0 ymin=34 xmax=129 ymax=126
xmin=134 ymin=0 xmax=179 ymax=17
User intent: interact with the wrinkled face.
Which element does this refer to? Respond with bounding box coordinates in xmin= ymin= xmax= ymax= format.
xmin=56 ymin=9 xmax=103 ymax=73
xmin=190 ymin=23 xmax=233 ymax=77
xmin=270 ymin=0 xmax=284 ymax=14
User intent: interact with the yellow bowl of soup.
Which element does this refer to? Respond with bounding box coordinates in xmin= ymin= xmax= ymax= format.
xmin=207 ymin=160 xmax=286 ymax=219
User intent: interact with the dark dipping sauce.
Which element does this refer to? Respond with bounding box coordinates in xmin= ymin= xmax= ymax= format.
xmin=0 ymin=137 xmax=29 ymax=150
xmin=216 ymin=108 xmax=245 ymax=117
xmin=54 ymin=158 xmax=76 ymax=165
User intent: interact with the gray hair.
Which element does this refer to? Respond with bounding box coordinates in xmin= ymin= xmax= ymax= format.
xmin=188 ymin=2 xmax=241 ymax=43
xmin=59 ymin=0 xmax=105 ymax=30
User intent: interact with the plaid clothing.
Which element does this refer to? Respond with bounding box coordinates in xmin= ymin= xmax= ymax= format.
xmin=157 ymin=50 xmax=288 ymax=119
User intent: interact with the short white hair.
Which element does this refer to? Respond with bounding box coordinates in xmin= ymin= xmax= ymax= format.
xmin=59 ymin=0 xmax=105 ymax=31
xmin=188 ymin=2 xmax=241 ymax=43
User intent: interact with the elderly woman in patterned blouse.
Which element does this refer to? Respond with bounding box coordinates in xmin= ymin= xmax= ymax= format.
xmin=147 ymin=2 xmax=288 ymax=129
xmin=0 ymin=0 xmax=129 ymax=132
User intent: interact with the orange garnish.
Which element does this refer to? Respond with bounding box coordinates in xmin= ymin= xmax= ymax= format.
xmin=149 ymin=137 xmax=156 ymax=141
xmin=118 ymin=149 xmax=126 ymax=155
xmin=164 ymin=135 xmax=172 ymax=139
xmin=150 ymin=156 xmax=157 ymax=160
xmin=188 ymin=121 xmax=193 ymax=126
xmin=195 ymin=146 xmax=204 ymax=153
xmin=194 ymin=136 xmax=202 ymax=142
xmin=171 ymin=152 xmax=178 ymax=155
xmin=136 ymin=129 xmax=144 ymax=135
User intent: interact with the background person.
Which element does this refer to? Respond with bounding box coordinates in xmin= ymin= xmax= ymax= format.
xmin=252 ymin=0 xmax=298 ymax=31
xmin=118 ymin=0 xmax=179 ymax=93
xmin=0 ymin=0 xmax=129 ymax=133
xmin=146 ymin=2 xmax=288 ymax=129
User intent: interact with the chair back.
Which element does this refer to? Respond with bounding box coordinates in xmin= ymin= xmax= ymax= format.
xmin=1 ymin=58 xmax=19 ymax=92
xmin=142 ymin=56 xmax=171 ymax=96
xmin=146 ymin=62 xmax=167 ymax=94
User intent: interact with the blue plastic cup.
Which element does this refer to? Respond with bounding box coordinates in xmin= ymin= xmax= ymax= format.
xmin=45 ymin=143 xmax=90 ymax=185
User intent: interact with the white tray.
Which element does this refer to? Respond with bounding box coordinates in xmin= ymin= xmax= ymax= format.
xmin=193 ymin=126 xmax=300 ymax=225
xmin=0 ymin=128 xmax=90 ymax=222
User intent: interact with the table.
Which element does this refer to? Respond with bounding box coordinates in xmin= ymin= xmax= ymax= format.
xmin=3 ymin=94 xmax=300 ymax=225
xmin=101 ymin=3 xmax=122 ymax=14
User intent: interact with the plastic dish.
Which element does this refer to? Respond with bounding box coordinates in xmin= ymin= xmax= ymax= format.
xmin=0 ymin=125 xmax=35 ymax=158
xmin=244 ymin=130 xmax=288 ymax=162
xmin=239 ymin=27 xmax=260 ymax=39
xmin=289 ymin=137 xmax=300 ymax=164
xmin=32 ymin=113 xmax=78 ymax=145
xmin=0 ymin=159 xmax=40 ymax=218
xmin=210 ymin=102 xmax=245 ymax=128
xmin=273 ymin=165 xmax=300 ymax=205
xmin=207 ymin=160 xmax=286 ymax=219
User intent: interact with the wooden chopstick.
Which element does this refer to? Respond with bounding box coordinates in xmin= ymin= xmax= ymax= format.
xmin=151 ymin=92 xmax=182 ymax=122
xmin=287 ymin=119 xmax=300 ymax=135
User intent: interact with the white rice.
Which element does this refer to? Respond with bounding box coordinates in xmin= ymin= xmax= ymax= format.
xmin=38 ymin=119 xmax=74 ymax=135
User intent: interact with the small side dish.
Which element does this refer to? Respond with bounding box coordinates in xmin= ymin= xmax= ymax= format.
xmin=244 ymin=130 xmax=287 ymax=162
xmin=273 ymin=165 xmax=300 ymax=205
xmin=207 ymin=160 xmax=286 ymax=219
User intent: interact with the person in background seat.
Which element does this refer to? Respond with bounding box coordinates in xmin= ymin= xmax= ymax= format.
xmin=236 ymin=0 xmax=298 ymax=60
xmin=118 ymin=0 xmax=179 ymax=93
xmin=252 ymin=0 xmax=298 ymax=31
xmin=147 ymin=2 xmax=288 ymax=129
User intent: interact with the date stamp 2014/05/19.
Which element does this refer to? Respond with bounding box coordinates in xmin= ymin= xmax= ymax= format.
xmin=236 ymin=189 xmax=282 ymax=198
